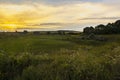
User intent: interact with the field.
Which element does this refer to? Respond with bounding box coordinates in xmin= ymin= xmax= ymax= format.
xmin=0 ymin=33 xmax=120 ymax=80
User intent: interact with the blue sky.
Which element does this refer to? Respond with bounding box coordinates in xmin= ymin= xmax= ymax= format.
xmin=0 ymin=0 xmax=120 ymax=31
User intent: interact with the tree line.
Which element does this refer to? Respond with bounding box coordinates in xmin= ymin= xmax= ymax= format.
xmin=83 ymin=20 xmax=120 ymax=34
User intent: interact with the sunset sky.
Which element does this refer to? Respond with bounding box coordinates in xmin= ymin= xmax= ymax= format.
xmin=0 ymin=0 xmax=120 ymax=31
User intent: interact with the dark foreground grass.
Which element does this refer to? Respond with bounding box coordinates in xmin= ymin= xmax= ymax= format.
xmin=0 ymin=34 xmax=120 ymax=80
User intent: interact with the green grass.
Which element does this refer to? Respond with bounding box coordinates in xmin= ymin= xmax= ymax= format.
xmin=0 ymin=34 xmax=120 ymax=80
xmin=0 ymin=35 xmax=77 ymax=54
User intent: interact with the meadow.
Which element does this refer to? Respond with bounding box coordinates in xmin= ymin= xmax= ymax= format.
xmin=0 ymin=33 xmax=120 ymax=80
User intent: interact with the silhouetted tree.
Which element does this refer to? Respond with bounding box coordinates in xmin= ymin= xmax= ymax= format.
xmin=23 ymin=30 xmax=28 ymax=34
xmin=94 ymin=24 xmax=106 ymax=34
xmin=83 ymin=26 xmax=94 ymax=34
xmin=58 ymin=31 xmax=65 ymax=35
xmin=83 ymin=20 xmax=120 ymax=34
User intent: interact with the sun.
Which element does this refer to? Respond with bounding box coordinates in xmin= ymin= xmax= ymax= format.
xmin=7 ymin=24 xmax=17 ymax=29
xmin=0 ymin=24 xmax=18 ymax=31
xmin=6 ymin=24 xmax=18 ymax=31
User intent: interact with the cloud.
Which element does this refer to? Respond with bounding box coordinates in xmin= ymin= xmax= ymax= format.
xmin=0 ymin=0 xmax=102 ymax=5
xmin=0 ymin=1 xmax=120 ymax=31
xmin=103 ymin=0 xmax=120 ymax=4
xmin=40 ymin=23 xmax=65 ymax=26
xmin=80 ymin=17 xmax=120 ymax=20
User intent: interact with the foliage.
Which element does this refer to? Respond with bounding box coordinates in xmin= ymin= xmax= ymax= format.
xmin=83 ymin=20 xmax=120 ymax=34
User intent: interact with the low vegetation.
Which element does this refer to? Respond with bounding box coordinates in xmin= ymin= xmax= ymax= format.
xmin=0 ymin=33 xmax=120 ymax=80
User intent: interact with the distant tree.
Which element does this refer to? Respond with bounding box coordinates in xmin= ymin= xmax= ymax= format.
xmin=83 ymin=26 xmax=94 ymax=34
xmin=94 ymin=24 xmax=107 ymax=34
xmin=115 ymin=20 xmax=120 ymax=26
xmin=58 ymin=31 xmax=65 ymax=35
xmin=23 ymin=30 xmax=28 ymax=34
xmin=114 ymin=20 xmax=120 ymax=33
xmin=15 ymin=30 xmax=18 ymax=33
xmin=83 ymin=20 xmax=120 ymax=34
xmin=105 ymin=23 xmax=114 ymax=34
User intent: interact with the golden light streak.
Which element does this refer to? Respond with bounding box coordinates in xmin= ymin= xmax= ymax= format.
xmin=0 ymin=2 xmax=120 ymax=31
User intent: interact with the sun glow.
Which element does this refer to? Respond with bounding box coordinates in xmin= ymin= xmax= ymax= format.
xmin=0 ymin=24 xmax=19 ymax=31
xmin=0 ymin=2 xmax=120 ymax=31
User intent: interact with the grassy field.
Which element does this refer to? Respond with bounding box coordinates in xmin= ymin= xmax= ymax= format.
xmin=0 ymin=33 xmax=120 ymax=80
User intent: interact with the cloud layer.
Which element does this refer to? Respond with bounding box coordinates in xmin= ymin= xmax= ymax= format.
xmin=0 ymin=0 xmax=101 ymax=4
xmin=0 ymin=0 xmax=120 ymax=31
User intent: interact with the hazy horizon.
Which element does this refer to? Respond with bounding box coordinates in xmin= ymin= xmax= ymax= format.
xmin=0 ymin=0 xmax=120 ymax=31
